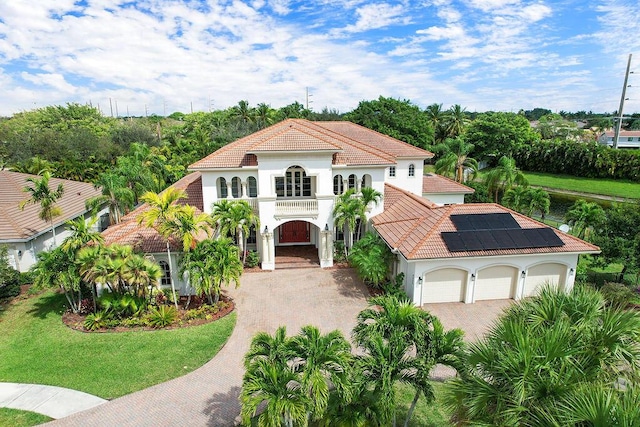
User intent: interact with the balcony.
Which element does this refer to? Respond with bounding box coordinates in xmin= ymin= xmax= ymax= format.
xmin=275 ymin=199 xmax=319 ymax=219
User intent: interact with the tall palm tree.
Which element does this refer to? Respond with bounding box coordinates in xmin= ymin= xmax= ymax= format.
xmin=444 ymin=104 xmax=469 ymax=138
xmin=256 ymin=103 xmax=275 ymax=129
xmin=244 ymin=326 xmax=294 ymax=369
xmin=137 ymin=188 xmax=187 ymax=309
xmin=358 ymin=187 xmax=382 ymax=239
xmin=85 ymin=172 xmax=135 ymax=225
xmin=159 ymin=204 xmax=214 ymax=252
xmin=290 ymin=326 xmax=353 ymax=421
xmin=501 ymin=185 xmax=530 ymax=213
xmin=332 ymin=189 xmax=365 ymax=255
xmin=565 ymin=199 xmax=606 ymax=239
xmin=425 ymin=103 xmax=447 ymax=144
xmin=434 ymin=137 xmax=478 ymax=183
xmin=484 ymin=156 xmax=528 ymax=202
xmin=19 ymin=171 xmax=65 ymax=246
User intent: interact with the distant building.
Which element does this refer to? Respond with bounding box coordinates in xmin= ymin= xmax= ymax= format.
xmin=598 ymin=130 xmax=640 ymax=148
xmin=0 ymin=171 xmax=108 ymax=272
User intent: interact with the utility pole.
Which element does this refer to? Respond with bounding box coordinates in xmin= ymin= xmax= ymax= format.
xmin=109 ymin=98 xmax=113 ymax=117
xmin=305 ymin=87 xmax=313 ymax=110
xmin=613 ymin=54 xmax=632 ymax=149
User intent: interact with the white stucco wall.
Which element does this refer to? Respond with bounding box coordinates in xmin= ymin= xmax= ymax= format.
xmin=402 ymin=252 xmax=581 ymax=305
xmin=388 ymin=159 xmax=424 ymax=196
xmin=422 ymin=193 xmax=466 ymax=205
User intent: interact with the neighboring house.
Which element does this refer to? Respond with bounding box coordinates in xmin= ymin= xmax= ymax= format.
xmin=0 ymin=170 xmax=108 ymax=272
xmin=598 ymin=130 xmax=640 ymax=148
xmin=422 ymin=173 xmax=474 ymax=205
xmin=101 ymin=172 xmax=204 ymax=295
xmin=103 ymin=119 xmax=599 ymax=304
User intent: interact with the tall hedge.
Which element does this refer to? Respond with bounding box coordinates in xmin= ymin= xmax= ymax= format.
xmin=513 ymin=140 xmax=640 ymax=181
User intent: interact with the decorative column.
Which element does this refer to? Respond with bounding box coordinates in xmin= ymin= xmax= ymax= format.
xmin=241 ymin=181 xmax=247 ymax=198
xmin=261 ymin=226 xmax=275 ymax=270
xmin=320 ymin=224 xmax=333 ymax=268
xmin=515 ymin=270 xmax=527 ymax=300
xmin=226 ymin=182 xmax=233 ymax=199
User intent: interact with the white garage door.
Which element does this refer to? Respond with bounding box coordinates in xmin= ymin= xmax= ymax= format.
xmin=524 ymin=264 xmax=566 ymax=297
xmin=475 ymin=265 xmax=517 ymax=301
xmin=422 ymin=268 xmax=467 ymax=304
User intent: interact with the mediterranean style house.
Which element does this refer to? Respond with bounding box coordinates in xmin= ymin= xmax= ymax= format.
xmin=0 ymin=170 xmax=108 ymax=272
xmin=103 ymin=119 xmax=598 ymax=305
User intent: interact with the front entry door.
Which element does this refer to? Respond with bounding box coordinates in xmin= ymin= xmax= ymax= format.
xmin=279 ymin=221 xmax=310 ymax=243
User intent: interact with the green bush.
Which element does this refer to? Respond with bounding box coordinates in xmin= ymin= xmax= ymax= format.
xmin=84 ymin=311 xmax=110 ymax=331
xmin=0 ymin=267 xmax=20 ymax=300
xmin=18 ymin=271 xmax=34 ymax=286
xmin=600 ymin=282 xmax=639 ymax=309
xmin=146 ymin=305 xmax=178 ymax=328
xmin=98 ymin=291 xmax=147 ymax=318
xmin=245 ymin=250 xmax=260 ymax=268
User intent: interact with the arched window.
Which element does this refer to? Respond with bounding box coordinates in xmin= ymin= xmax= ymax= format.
xmin=361 ymin=174 xmax=371 ymax=189
xmin=333 ymin=175 xmax=343 ymax=195
xmin=217 ymin=177 xmax=227 ymax=199
xmin=276 ymin=166 xmax=311 ymax=197
xmin=159 ymin=261 xmax=171 ymax=286
xmin=231 ymin=177 xmax=241 ymax=198
xmin=409 ymin=164 xmax=415 ymax=177
xmin=247 ymin=176 xmax=257 ymax=197
xmin=348 ymin=174 xmax=357 ymax=190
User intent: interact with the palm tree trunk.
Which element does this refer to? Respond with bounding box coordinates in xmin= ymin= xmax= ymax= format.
xmin=165 ymin=241 xmax=179 ymax=310
xmin=50 ymin=219 xmax=57 ymax=246
xmin=404 ymin=391 xmax=421 ymax=427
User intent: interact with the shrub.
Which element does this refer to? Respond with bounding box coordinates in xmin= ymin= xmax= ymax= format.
xmin=333 ymin=241 xmax=347 ymax=263
xmin=84 ymin=310 xmax=110 ymax=331
xmin=0 ymin=268 xmax=20 ymax=300
xmin=147 ymin=305 xmax=178 ymax=328
xmin=381 ymin=273 xmax=408 ymax=299
xmin=98 ymin=291 xmax=147 ymax=318
xmin=600 ymin=282 xmax=638 ymax=309
xmin=245 ymin=250 xmax=260 ymax=268
xmin=18 ymin=271 xmax=34 ymax=286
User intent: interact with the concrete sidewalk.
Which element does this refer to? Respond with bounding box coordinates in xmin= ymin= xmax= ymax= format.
xmin=0 ymin=383 xmax=107 ymax=419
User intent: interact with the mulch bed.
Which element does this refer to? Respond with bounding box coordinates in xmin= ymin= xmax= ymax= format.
xmin=62 ymin=295 xmax=235 ymax=333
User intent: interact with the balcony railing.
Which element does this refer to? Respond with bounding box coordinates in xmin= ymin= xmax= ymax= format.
xmin=245 ymin=198 xmax=259 ymax=212
xmin=275 ymin=199 xmax=319 ymax=218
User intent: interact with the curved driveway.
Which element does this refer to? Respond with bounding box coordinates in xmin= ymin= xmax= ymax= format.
xmin=48 ymin=268 xmax=370 ymax=427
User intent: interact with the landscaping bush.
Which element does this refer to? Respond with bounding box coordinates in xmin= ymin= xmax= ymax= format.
xmin=244 ymin=250 xmax=260 ymax=268
xmin=84 ymin=311 xmax=110 ymax=331
xmin=348 ymin=232 xmax=392 ymax=287
xmin=333 ymin=241 xmax=347 ymax=263
xmin=0 ymin=268 xmax=20 ymax=300
xmin=146 ymin=305 xmax=178 ymax=328
xmin=18 ymin=271 xmax=34 ymax=286
xmin=600 ymin=282 xmax=640 ymax=309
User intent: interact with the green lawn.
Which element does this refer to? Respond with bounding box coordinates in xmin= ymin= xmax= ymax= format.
xmin=396 ymin=381 xmax=453 ymax=427
xmin=0 ymin=291 xmax=235 ymax=399
xmin=0 ymin=408 xmax=51 ymax=427
xmin=517 ymin=172 xmax=639 ymax=200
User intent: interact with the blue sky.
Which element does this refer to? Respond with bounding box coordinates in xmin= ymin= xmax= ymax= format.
xmin=0 ymin=0 xmax=638 ymax=117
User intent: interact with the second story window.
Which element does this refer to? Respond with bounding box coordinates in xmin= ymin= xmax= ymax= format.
xmin=218 ymin=177 xmax=228 ymax=198
xmin=409 ymin=164 xmax=415 ymax=177
xmin=276 ymin=166 xmax=311 ymax=198
xmin=389 ymin=166 xmax=396 ymax=178
xmin=333 ymin=175 xmax=344 ymax=195
xmin=247 ymin=177 xmax=257 ymax=197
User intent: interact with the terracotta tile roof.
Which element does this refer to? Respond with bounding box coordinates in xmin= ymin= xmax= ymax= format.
xmin=0 ymin=171 xmax=102 ymax=241
xmin=189 ymin=119 xmax=433 ymax=169
xmin=101 ymin=172 xmax=206 ymax=253
xmin=422 ymin=174 xmax=474 ymax=194
xmin=374 ymin=184 xmax=600 ymax=260
xmin=601 ymin=130 xmax=640 ymax=137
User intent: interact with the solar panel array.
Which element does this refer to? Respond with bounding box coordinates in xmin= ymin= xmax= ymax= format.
xmin=442 ymin=213 xmax=565 ymax=252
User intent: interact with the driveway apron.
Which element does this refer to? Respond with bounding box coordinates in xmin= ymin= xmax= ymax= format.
xmin=46 ymin=268 xmax=369 ymax=427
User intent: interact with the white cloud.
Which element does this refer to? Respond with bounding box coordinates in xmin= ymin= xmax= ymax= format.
xmin=340 ymin=3 xmax=410 ymax=34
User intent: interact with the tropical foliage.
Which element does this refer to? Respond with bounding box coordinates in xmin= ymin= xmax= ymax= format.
xmin=19 ymin=171 xmax=65 ymax=245
xmin=211 ymin=199 xmax=259 ymax=262
xmin=348 ymin=232 xmax=392 ymax=288
xmin=484 ymin=156 xmax=528 ymax=202
xmin=433 ymin=137 xmax=478 ymax=183
xmin=445 ymin=285 xmax=640 ymax=426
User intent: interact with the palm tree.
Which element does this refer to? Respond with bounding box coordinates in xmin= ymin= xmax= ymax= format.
xmin=565 ymin=199 xmax=606 ymax=239
xmin=501 ymin=186 xmax=530 ymax=213
xmin=525 ymin=187 xmax=551 ymax=220
xmin=61 ymin=216 xmax=104 ymax=254
xmin=85 ymin=172 xmax=135 ymax=225
xmin=256 ymin=103 xmax=275 ymax=129
xmin=484 ymin=156 xmax=528 ymax=202
xmin=19 ymin=171 xmax=65 ymax=246
xmin=425 ymin=103 xmax=447 ymax=144
xmin=444 ymin=285 xmax=640 ymax=426
xmin=353 ymin=294 xmax=435 ymax=427
xmin=244 ymin=326 xmax=294 ymax=369
xmin=160 ymin=204 xmax=214 ymax=252
xmin=290 ymin=326 xmax=353 ymax=421
xmin=211 ymin=200 xmax=259 ymax=262
xmin=434 ymin=137 xmax=478 ymax=183
xmin=358 ymin=187 xmax=382 ymax=239
xmin=241 ymin=359 xmax=310 ymax=427
xmin=137 ymin=188 xmax=187 ymax=309
xmin=232 ymin=100 xmax=255 ymax=126
xmin=444 ymin=104 xmax=468 ymax=138
xmin=180 ymin=238 xmax=242 ymax=304
xmin=332 ymin=189 xmax=365 ymax=255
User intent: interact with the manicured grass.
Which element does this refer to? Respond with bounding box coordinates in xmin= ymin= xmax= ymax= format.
xmin=396 ymin=381 xmax=453 ymax=427
xmin=0 ymin=408 xmax=52 ymax=426
xmin=0 ymin=291 xmax=236 ymax=399
xmin=518 ymin=172 xmax=640 ymax=200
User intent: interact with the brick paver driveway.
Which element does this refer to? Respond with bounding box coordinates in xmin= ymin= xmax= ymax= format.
xmin=48 ymin=268 xmax=369 ymax=427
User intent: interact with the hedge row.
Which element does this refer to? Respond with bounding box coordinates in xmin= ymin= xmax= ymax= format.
xmin=513 ymin=140 xmax=640 ymax=181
